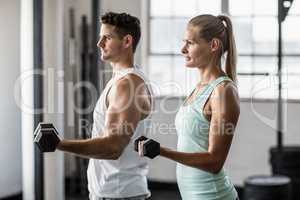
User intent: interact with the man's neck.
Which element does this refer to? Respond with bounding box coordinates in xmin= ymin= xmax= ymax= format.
xmin=110 ymin=55 xmax=134 ymax=72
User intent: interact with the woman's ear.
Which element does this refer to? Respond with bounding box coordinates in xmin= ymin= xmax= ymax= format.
xmin=123 ymin=34 xmax=133 ymax=49
xmin=210 ymin=38 xmax=221 ymax=52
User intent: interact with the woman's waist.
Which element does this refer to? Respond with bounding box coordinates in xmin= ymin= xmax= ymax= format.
xmin=177 ymin=136 xmax=209 ymax=153
xmin=176 ymin=164 xmax=227 ymax=181
xmin=176 ymin=165 xmax=236 ymax=197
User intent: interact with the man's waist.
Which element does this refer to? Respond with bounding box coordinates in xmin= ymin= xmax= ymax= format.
xmin=88 ymin=177 xmax=149 ymax=199
xmin=90 ymin=193 xmax=149 ymax=200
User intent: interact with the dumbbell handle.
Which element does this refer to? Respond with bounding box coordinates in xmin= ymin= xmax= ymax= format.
xmin=134 ymin=136 xmax=160 ymax=159
xmin=134 ymin=136 xmax=148 ymax=151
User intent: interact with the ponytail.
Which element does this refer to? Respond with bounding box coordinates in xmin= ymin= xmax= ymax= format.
xmin=217 ymin=15 xmax=237 ymax=83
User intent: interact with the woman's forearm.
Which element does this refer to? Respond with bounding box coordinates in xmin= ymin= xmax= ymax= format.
xmin=160 ymin=146 xmax=223 ymax=174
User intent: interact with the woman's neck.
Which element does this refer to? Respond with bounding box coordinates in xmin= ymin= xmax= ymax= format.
xmin=198 ymin=65 xmax=226 ymax=85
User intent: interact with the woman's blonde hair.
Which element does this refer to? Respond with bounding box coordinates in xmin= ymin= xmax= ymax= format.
xmin=188 ymin=14 xmax=237 ymax=82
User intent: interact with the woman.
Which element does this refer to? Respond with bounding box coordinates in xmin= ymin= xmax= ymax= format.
xmin=139 ymin=14 xmax=240 ymax=200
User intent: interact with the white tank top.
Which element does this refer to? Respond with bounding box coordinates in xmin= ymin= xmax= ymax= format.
xmin=87 ymin=66 xmax=153 ymax=198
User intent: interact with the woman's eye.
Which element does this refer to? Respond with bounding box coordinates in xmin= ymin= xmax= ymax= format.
xmin=183 ymin=40 xmax=193 ymax=46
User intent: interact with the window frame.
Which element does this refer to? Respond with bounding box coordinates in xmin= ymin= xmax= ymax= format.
xmin=142 ymin=0 xmax=300 ymax=101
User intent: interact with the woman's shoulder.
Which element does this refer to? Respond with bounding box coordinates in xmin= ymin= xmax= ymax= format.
xmin=215 ymin=77 xmax=237 ymax=91
xmin=210 ymin=79 xmax=240 ymax=120
xmin=211 ymin=80 xmax=239 ymax=103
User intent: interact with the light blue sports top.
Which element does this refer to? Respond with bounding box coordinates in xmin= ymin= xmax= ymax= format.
xmin=175 ymin=76 xmax=238 ymax=200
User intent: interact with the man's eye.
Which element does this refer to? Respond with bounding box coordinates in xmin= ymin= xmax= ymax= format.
xmin=100 ymin=36 xmax=111 ymax=41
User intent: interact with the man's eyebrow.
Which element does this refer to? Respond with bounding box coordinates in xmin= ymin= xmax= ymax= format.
xmin=99 ymin=33 xmax=113 ymax=37
xmin=183 ymin=39 xmax=195 ymax=42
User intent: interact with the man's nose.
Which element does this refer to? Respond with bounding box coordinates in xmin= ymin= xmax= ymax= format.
xmin=97 ymin=38 xmax=104 ymax=48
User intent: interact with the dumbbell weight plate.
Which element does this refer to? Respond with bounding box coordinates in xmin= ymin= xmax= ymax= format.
xmin=34 ymin=123 xmax=60 ymax=152
xmin=143 ymin=139 xmax=160 ymax=159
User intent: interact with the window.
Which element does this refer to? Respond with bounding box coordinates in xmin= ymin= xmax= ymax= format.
xmin=146 ymin=0 xmax=300 ymax=99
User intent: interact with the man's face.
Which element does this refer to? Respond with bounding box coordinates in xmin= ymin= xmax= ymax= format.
xmin=97 ymin=24 xmax=124 ymax=62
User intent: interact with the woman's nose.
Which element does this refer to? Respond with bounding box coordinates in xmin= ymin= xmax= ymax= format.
xmin=181 ymin=45 xmax=187 ymax=54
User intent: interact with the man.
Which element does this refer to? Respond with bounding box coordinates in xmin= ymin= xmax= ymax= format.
xmin=57 ymin=12 xmax=153 ymax=200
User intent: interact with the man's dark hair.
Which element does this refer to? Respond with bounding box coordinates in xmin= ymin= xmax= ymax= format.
xmin=101 ymin=12 xmax=141 ymax=52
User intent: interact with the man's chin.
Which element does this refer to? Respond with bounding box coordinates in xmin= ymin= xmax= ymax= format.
xmin=100 ymin=55 xmax=109 ymax=62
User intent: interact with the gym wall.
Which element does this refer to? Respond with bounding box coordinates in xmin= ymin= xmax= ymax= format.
xmin=0 ymin=0 xmax=22 ymax=198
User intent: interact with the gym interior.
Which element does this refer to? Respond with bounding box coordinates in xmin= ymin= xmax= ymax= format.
xmin=1 ymin=0 xmax=300 ymax=200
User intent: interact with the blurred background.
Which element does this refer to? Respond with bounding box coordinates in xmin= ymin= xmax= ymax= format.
xmin=1 ymin=0 xmax=300 ymax=199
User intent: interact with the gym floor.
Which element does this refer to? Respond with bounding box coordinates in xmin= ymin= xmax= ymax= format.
xmin=66 ymin=183 xmax=244 ymax=200
xmin=67 ymin=189 xmax=181 ymax=200
xmin=66 ymin=182 xmax=182 ymax=200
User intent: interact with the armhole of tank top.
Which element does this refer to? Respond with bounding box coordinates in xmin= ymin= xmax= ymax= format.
xmin=125 ymin=71 xmax=154 ymax=119
xmin=104 ymin=85 xmax=113 ymax=109
xmin=105 ymin=71 xmax=136 ymax=109
xmin=200 ymin=78 xmax=232 ymax=119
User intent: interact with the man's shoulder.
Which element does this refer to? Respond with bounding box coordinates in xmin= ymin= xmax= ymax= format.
xmin=117 ymin=73 xmax=146 ymax=88
xmin=109 ymin=74 xmax=143 ymax=98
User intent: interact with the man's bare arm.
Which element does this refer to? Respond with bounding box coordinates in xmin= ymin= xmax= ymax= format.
xmin=57 ymin=75 xmax=149 ymax=160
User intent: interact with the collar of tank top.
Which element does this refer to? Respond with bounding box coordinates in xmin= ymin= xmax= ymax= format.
xmin=112 ymin=65 xmax=137 ymax=78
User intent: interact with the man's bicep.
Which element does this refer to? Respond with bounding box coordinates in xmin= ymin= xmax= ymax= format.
xmin=105 ymin=79 xmax=141 ymax=137
xmin=105 ymin=106 xmax=140 ymax=137
xmin=100 ymin=105 xmax=139 ymax=152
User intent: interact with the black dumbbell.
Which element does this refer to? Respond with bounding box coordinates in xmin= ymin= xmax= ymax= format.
xmin=34 ymin=123 xmax=61 ymax=152
xmin=134 ymin=136 xmax=160 ymax=159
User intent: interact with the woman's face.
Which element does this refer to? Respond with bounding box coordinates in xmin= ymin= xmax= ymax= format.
xmin=181 ymin=25 xmax=212 ymax=69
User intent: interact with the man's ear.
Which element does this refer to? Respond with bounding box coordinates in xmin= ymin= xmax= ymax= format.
xmin=123 ymin=34 xmax=133 ymax=49
xmin=210 ymin=38 xmax=221 ymax=52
